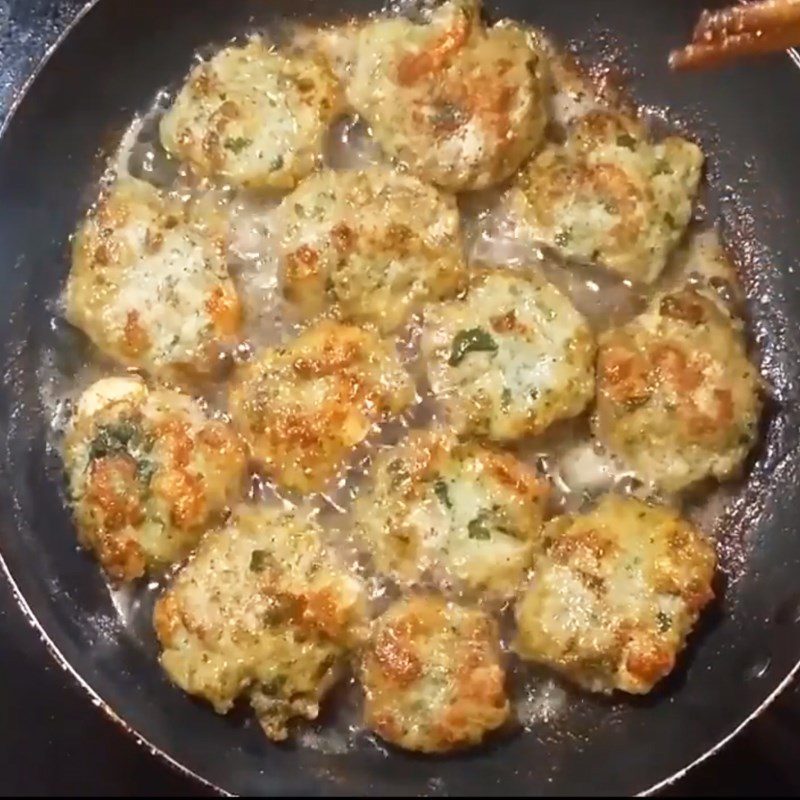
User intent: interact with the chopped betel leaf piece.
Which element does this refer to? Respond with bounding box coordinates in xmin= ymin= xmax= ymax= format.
xmin=249 ymin=549 xmax=268 ymax=572
xmin=449 ymin=327 xmax=498 ymax=366
xmin=354 ymin=429 xmax=549 ymax=598
xmin=63 ymin=376 xmax=247 ymax=581
xmin=87 ymin=420 xmax=144 ymax=461
xmin=467 ymin=514 xmax=491 ymax=540
xmin=434 ymin=479 xmax=452 ymax=509
xmin=224 ymin=136 xmax=252 ymax=153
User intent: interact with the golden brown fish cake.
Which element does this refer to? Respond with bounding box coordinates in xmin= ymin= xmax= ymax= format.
xmin=355 ymin=429 xmax=549 ymax=598
xmin=228 ymin=320 xmax=414 ymax=493
xmin=277 ymin=167 xmax=466 ymax=332
xmin=361 ymin=595 xmax=510 ymax=753
xmin=344 ymin=0 xmax=548 ymax=190
xmin=420 ymin=268 xmax=595 ymax=441
xmin=64 ymin=376 xmax=247 ymax=581
xmin=66 ymin=178 xmax=241 ymax=382
xmin=154 ymin=505 xmax=365 ymax=741
xmin=594 ymin=287 xmax=761 ymax=491
xmin=509 ymin=109 xmax=704 ymax=283
xmin=514 ymin=494 xmax=717 ymax=694
xmin=160 ymin=39 xmax=340 ymax=189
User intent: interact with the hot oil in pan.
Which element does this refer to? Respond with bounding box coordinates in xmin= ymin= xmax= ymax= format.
xmin=34 ymin=21 xmax=762 ymax=752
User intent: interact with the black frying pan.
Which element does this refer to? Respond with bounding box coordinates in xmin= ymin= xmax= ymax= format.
xmin=1 ymin=0 xmax=800 ymax=795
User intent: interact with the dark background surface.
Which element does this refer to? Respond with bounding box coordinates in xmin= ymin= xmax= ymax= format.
xmin=1 ymin=0 xmax=800 ymax=795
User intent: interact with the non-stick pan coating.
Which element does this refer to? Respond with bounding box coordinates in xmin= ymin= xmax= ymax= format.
xmin=1 ymin=1 xmax=800 ymax=795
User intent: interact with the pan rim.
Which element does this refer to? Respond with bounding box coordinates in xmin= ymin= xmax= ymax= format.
xmin=0 ymin=1 xmax=798 ymax=795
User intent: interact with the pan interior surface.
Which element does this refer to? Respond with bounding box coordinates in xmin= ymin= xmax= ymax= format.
xmin=1 ymin=0 xmax=800 ymax=795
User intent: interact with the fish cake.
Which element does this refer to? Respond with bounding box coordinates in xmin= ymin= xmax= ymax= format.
xmin=355 ymin=429 xmax=549 ymax=598
xmin=344 ymin=0 xmax=548 ymax=190
xmin=277 ymin=167 xmax=466 ymax=332
xmin=421 ymin=268 xmax=595 ymax=441
xmin=361 ymin=595 xmax=509 ymax=752
xmin=228 ymin=320 xmax=414 ymax=493
xmin=160 ymin=39 xmax=340 ymax=189
xmin=64 ymin=376 xmax=247 ymax=581
xmin=66 ymin=178 xmax=241 ymax=382
xmin=594 ymin=287 xmax=761 ymax=491
xmin=514 ymin=494 xmax=716 ymax=694
xmin=154 ymin=505 xmax=365 ymax=740
xmin=509 ymin=109 xmax=704 ymax=283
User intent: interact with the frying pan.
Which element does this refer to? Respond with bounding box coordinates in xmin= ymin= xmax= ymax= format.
xmin=1 ymin=0 xmax=800 ymax=795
